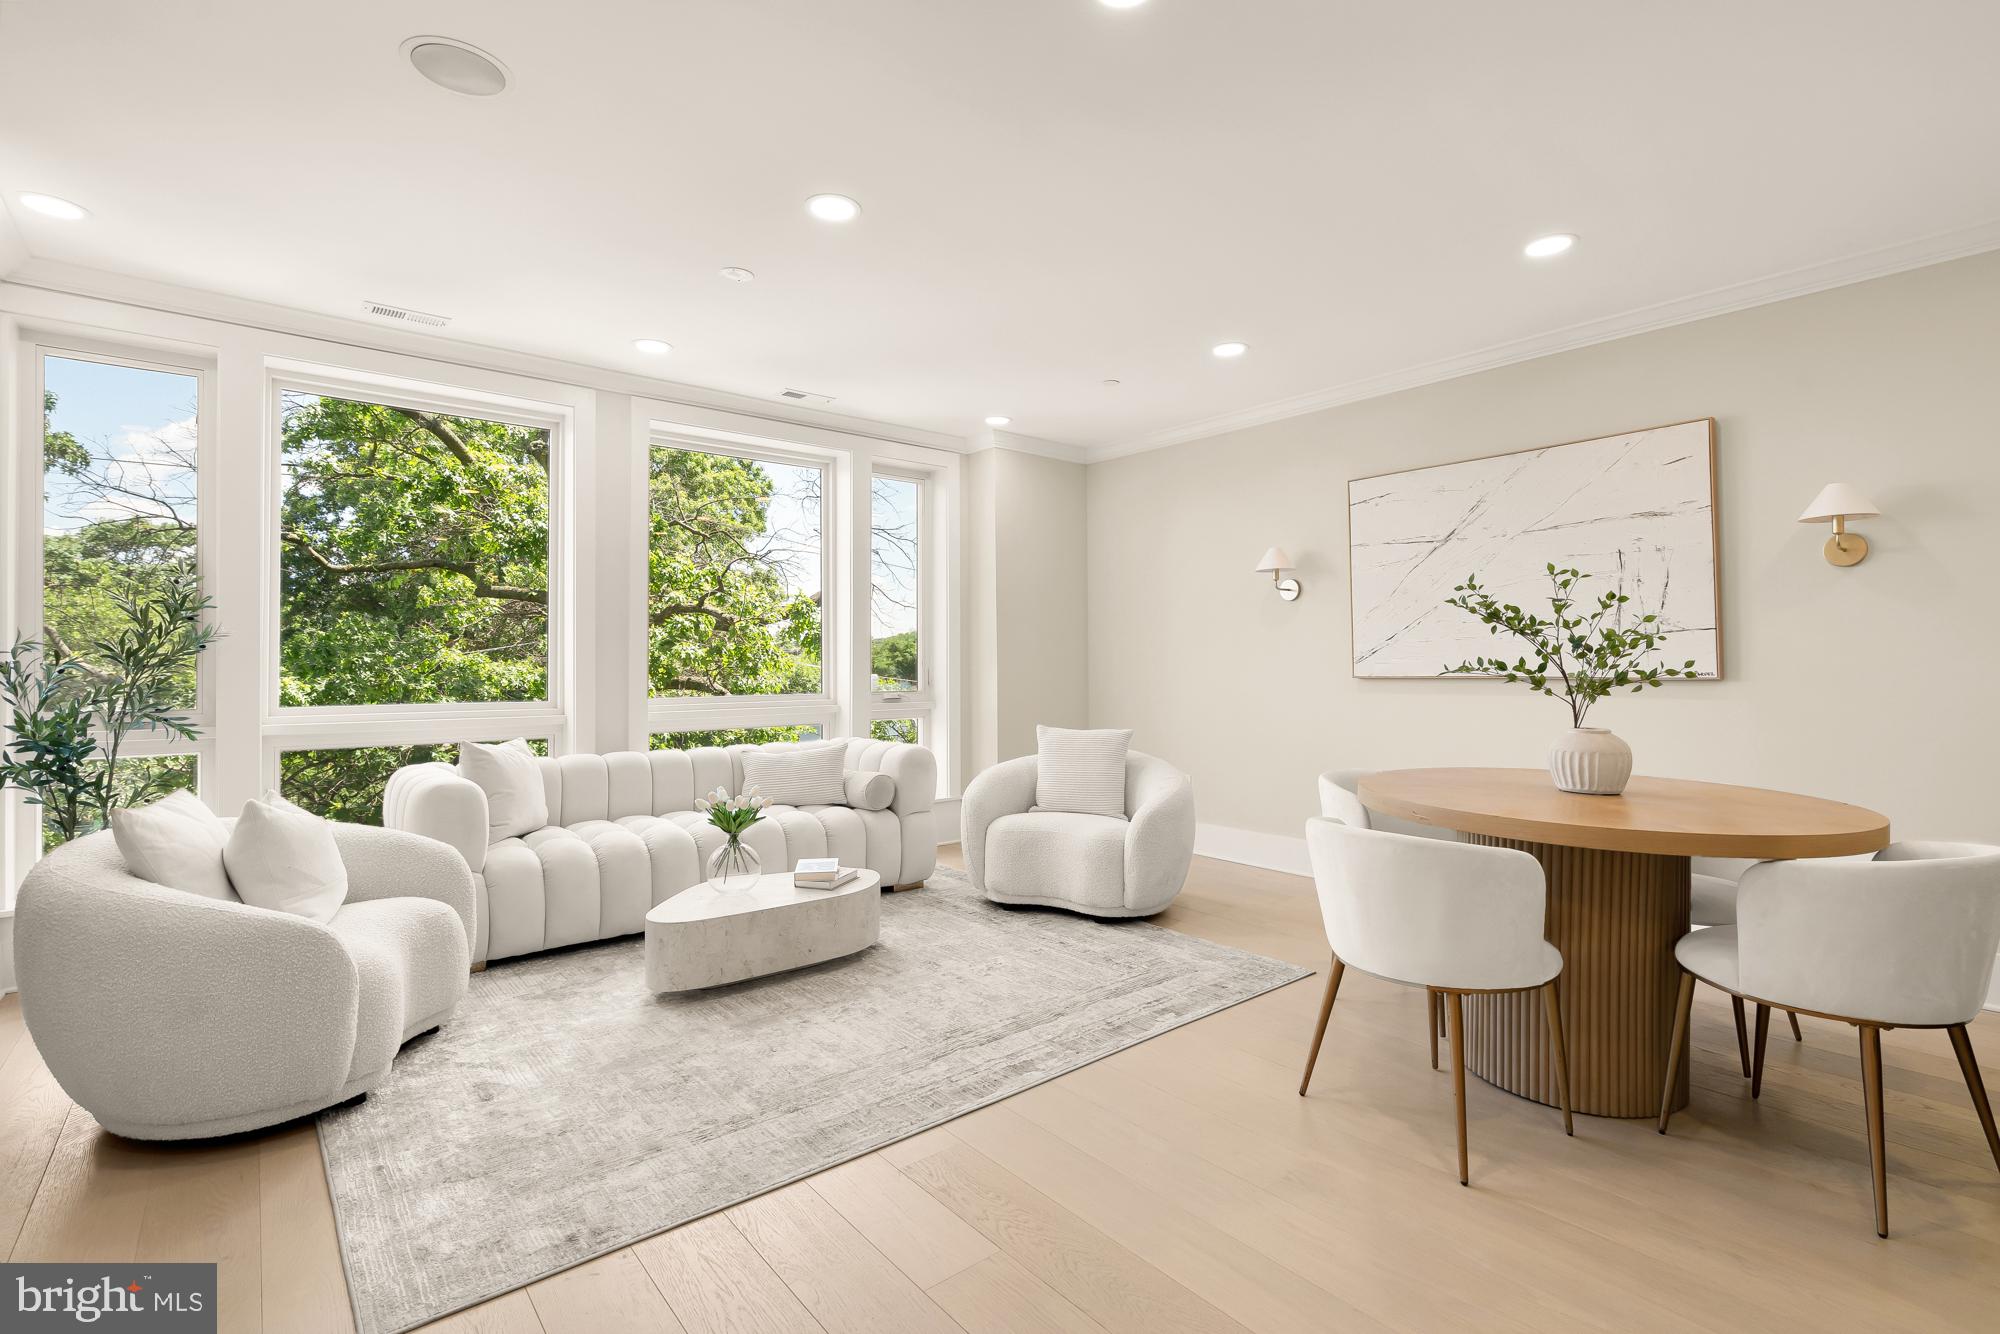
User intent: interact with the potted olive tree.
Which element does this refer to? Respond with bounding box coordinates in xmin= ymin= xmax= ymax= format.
xmin=1 ymin=560 xmax=220 ymax=847
xmin=1440 ymin=565 xmax=1700 ymax=795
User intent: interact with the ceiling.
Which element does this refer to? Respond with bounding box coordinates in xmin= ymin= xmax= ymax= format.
xmin=4 ymin=1 xmax=1999 ymax=456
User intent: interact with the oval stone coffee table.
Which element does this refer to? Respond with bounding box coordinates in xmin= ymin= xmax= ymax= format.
xmin=645 ymin=871 xmax=882 ymax=993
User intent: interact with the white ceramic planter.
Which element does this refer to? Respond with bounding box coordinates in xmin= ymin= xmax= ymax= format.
xmin=1548 ymin=727 xmax=1633 ymax=795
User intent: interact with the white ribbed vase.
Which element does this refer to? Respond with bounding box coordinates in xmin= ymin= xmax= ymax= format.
xmin=1547 ymin=727 xmax=1633 ymax=796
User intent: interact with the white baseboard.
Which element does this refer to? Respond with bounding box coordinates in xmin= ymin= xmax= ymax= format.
xmin=1193 ymin=822 xmax=1310 ymax=877
xmin=1188 ymin=822 xmax=2000 ymax=1013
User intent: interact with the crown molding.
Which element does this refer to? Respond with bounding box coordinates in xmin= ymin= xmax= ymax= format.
xmin=2 ymin=258 xmax=973 ymax=455
xmin=1087 ymin=217 xmax=2000 ymax=463
xmin=965 ymin=427 xmax=1089 ymax=464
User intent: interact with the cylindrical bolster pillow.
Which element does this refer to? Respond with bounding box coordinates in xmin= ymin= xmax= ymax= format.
xmin=843 ymin=770 xmax=896 ymax=811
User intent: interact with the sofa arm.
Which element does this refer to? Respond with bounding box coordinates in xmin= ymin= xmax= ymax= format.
xmin=15 ymin=848 xmax=360 ymax=1135
xmin=385 ymin=761 xmax=489 ymax=874
xmin=331 ymin=821 xmax=478 ymax=955
xmin=1125 ymin=760 xmax=1196 ymax=911
xmin=962 ymin=755 xmax=1039 ymax=891
xmin=849 ymin=741 xmax=936 ymax=817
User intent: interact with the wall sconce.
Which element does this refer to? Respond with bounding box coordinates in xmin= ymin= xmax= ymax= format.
xmin=1255 ymin=546 xmax=1301 ymax=601
xmin=1797 ymin=483 xmax=1880 ymax=567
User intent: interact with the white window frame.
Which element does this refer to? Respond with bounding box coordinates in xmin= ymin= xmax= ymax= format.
xmin=6 ymin=336 xmax=218 ymax=875
xmin=866 ymin=467 xmax=933 ymax=752
xmin=260 ymin=366 xmax=574 ymax=795
xmin=643 ymin=430 xmax=841 ymax=737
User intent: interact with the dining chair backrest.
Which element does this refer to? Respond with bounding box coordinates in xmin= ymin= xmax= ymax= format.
xmin=1304 ymin=816 xmax=1551 ymax=991
xmin=1736 ymin=841 xmax=2000 ymax=1026
xmin=1317 ymin=770 xmax=1454 ymax=840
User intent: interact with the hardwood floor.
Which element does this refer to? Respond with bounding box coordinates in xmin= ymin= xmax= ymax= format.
xmin=4 ymin=848 xmax=1998 ymax=1331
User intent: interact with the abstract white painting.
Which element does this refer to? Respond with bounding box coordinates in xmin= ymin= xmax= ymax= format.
xmin=1348 ymin=419 xmax=1720 ymax=679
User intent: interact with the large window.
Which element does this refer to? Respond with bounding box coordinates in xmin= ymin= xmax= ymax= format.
xmin=648 ymin=443 xmax=825 ymax=699
xmin=271 ymin=380 xmax=562 ymax=821
xmin=870 ymin=475 xmax=921 ymax=693
xmin=35 ymin=351 xmax=205 ymax=843
xmin=278 ymin=388 xmax=552 ymax=709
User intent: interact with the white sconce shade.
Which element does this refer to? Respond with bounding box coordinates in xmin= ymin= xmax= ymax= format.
xmin=1255 ymin=547 xmax=1301 ymax=601
xmin=1255 ymin=546 xmax=1293 ymax=574
xmin=1797 ymin=483 xmax=1880 ymax=523
xmin=1798 ymin=482 xmax=1880 ymax=568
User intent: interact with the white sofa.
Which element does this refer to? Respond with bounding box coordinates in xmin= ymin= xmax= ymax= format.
xmin=385 ymin=739 xmax=937 ymax=966
xmin=14 ymin=822 xmax=473 ymax=1140
xmin=962 ymin=750 xmax=1195 ymax=917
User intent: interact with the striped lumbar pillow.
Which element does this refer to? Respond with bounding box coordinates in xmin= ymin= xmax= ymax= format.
xmin=1034 ymin=725 xmax=1133 ymax=819
xmin=740 ymin=744 xmax=849 ymax=807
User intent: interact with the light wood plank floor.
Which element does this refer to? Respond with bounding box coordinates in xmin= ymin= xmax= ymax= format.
xmin=4 ymin=848 xmax=1998 ymax=1332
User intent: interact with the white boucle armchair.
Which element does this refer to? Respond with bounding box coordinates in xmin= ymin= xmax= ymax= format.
xmin=14 ymin=822 xmax=473 ymax=1141
xmin=963 ymin=750 xmax=1196 ymax=917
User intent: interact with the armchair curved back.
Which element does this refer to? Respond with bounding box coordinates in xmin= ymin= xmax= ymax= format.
xmin=1736 ymin=841 xmax=2000 ymax=1025
xmin=1305 ymin=816 xmax=1550 ymax=990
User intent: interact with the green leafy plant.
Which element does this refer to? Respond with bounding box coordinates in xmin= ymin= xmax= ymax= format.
xmin=0 ymin=559 xmax=220 ymax=846
xmin=1440 ymin=564 xmax=1700 ymax=727
xmin=694 ymin=784 xmax=769 ymax=843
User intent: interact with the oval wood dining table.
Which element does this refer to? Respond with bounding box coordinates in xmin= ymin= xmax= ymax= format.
xmin=1355 ymin=768 xmax=1890 ymax=1118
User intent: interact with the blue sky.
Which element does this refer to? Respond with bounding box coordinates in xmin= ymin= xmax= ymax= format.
xmin=42 ymin=354 xmax=199 ymax=535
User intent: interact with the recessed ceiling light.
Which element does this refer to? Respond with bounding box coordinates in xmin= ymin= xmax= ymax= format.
xmin=403 ymin=36 xmax=509 ymax=97
xmin=633 ymin=339 xmax=672 ymax=355
xmin=719 ymin=267 xmax=756 ymax=283
xmin=984 ymin=416 xmax=1012 ymax=427
xmin=18 ymin=193 xmax=88 ymax=221
xmin=1524 ymin=233 xmax=1577 ymax=259
xmin=806 ymin=194 xmax=862 ymax=223
xmin=1101 ymin=379 xmax=1122 ymax=387
xmin=1100 ymin=0 xmax=1150 ymax=8
xmin=1212 ymin=342 xmax=1249 ymax=358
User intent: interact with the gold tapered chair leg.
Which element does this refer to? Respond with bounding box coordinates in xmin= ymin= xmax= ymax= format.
xmin=1731 ymin=996 xmax=1752 ymax=1078
xmin=1446 ymin=991 xmax=1469 ymax=1185
xmin=1658 ymin=971 xmax=1697 ymax=1134
xmin=1750 ymin=1003 xmax=1772 ymax=1099
xmin=1542 ymin=981 xmax=1574 ymax=1136
xmin=1428 ymin=989 xmax=1440 ymax=1070
xmin=1859 ymin=1025 xmax=1889 ymax=1238
xmin=1946 ymin=1024 xmax=2000 ymax=1173
xmin=1298 ymin=955 xmax=1345 ymax=1096
xmin=1787 ymin=1010 xmax=1804 ymax=1042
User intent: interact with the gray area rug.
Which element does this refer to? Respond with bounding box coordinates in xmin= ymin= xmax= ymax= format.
xmin=317 ymin=867 xmax=1310 ymax=1333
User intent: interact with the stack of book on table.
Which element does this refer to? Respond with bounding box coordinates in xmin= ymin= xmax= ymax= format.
xmin=793 ymin=857 xmax=859 ymax=890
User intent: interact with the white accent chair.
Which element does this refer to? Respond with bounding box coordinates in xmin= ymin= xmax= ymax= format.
xmin=1659 ymin=841 xmax=2000 ymax=1237
xmin=1692 ymin=855 xmax=1805 ymax=1054
xmin=962 ymin=750 xmax=1195 ymax=917
xmin=14 ymin=822 xmax=473 ymax=1140
xmin=386 ymin=739 xmax=937 ymax=965
xmin=1299 ymin=815 xmax=1574 ymax=1185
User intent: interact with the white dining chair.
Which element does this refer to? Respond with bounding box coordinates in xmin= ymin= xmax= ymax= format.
xmin=1658 ymin=841 xmax=2000 ymax=1237
xmin=1318 ymin=770 xmax=1462 ymax=1055
xmin=1298 ymin=816 xmax=1573 ymax=1185
xmin=1693 ymin=855 xmax=1806 ymax=1058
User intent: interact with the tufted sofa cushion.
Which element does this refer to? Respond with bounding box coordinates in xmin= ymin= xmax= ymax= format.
xmin=386 ymin=738 xmax=938 ymax=964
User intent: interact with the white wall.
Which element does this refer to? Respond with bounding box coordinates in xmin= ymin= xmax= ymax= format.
xmin=956 ymin=447 xmax=1090 ymax=785
xmin=1087 ymin=250 xmax=2000 ymax=858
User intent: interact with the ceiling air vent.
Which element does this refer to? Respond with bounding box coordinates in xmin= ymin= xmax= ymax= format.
xmin=778 ymin=387 xmax=836 ymax=406
xmin=362 ymin=300 xmax=452 ymax=329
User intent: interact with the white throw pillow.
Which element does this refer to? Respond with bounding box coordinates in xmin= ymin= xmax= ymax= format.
xmin=111 ymin=788 xmax=236 ymax=901
xmin=224 ymin=796 xmax=347 ymax=923
xmin=1034 ymin=725 xmax=1133 ymax=819
xmin=740 ymin=745 xmax=848 ymax=807
xmin=458 ymin=738 xmax=548 ymax=840
xmin=842 ymin=769 xmax=896 ymax=811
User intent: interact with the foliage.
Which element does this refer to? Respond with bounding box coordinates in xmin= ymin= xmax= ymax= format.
xmin=871 ymin=630 xmax=917 ymax=691
xmin=1 ymin=561 xmax=219 ymax=846
xmin=694 ymin=785 xmax=769 ymax=840
xmin=870 ymin=718 xmax=918 ymax=745
xmin=1440 ymin=565 xmax=1700 ymax=727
